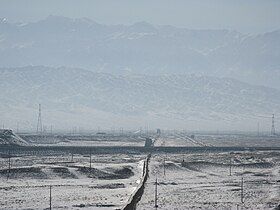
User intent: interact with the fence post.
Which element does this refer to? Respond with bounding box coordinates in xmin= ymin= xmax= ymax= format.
xmin=49 ymin=185 xmax=52 ymax=210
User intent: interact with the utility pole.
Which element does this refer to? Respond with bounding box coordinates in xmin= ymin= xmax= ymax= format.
xmin=36 ymin=104 xmax=43 ymax=134
xmin=163 ymin=157 xmax=166 ymax=177
xmin=7 ymin=150 xmax=11 ymax=180
xmin=229 ymin=157 xmax=232 ymax=176
xmin=8 ymin=153 xmax=11 ymax=173
xmin=241 ymin=177 xmax=244 ymax=203
xmin=257 ymin=122 xmax=260 ymax=136
xmin=143 ymin=161 xmax=146 ymax=176
xmin=154 ymin=177 xmax=158 ymax=208
xmin=49 ymin=185 xmax=52 ymax=210
xmin=89 ymin=150 xmax=92 ymax=170
xmin=271 ymin=114 xmax=276 ymax=135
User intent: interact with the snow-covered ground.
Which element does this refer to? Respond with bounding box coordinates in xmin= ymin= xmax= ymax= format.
xmin=155 ymin=132 xmax=280 ymax=147
xmin=0 ymin=154 xmax=146 ymax=210
xmin=20 ymin=133 xmax=146 ymax=147
xmin=19 ymin=132 xmax=280 ymax=148
xmin=137 ymin=151 xmax=280 ymax=209
xmin=1 ymin=133 xmax=279 ymax=209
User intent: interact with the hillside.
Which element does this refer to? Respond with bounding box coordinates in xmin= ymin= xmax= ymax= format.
xmin=0 ymin=66 xmax=279 ymax=131
xmin=0 ymin=16 xmax=279 ymax=89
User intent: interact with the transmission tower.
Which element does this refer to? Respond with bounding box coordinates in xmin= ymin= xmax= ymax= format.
xmin=36 ymin=104 xmax=43 ymax=134
xmin=271 ymin=114 xmax=276 ymax=135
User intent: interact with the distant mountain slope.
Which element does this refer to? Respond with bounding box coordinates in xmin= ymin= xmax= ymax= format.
xmin=0 ymin=66 xmax=279 ymax=131
xmin=0 ymin=16 xmax=279 ymax=89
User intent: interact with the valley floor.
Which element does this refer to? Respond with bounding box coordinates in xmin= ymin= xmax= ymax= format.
xmin=137 ymin=151 xmax=280 ymax=210
xmin=0 ymin=154 xmax=145 ymax=210
xmin=0 ymin=133 xmax=280 ymax=209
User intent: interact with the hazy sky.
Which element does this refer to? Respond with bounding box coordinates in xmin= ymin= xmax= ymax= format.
xmin=0 ymin=0 xmax=280 ymax=34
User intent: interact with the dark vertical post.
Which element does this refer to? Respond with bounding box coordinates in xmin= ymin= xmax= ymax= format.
xmin=49 ymin=185 xmax=52 ymax=210
xmin=7 ymin=150 xmax=11 ymax=180
xmin=229 ymin=157 xmax=232 ymax=176
xmin=8 ymin=154 xmax=11 ymax=171
xmin=271 ymin=114 xmax=276 ymax=135
xmin=163 ymin=158 xmax=166 ymax=177
xmin=89 ymin=150 xmax=92 ymax=170
xmin=37 ymin=104 xmax=42 ymax=134
xmin=155 ymin=177 xmax=158 ymax=208
xmin=241 ymin=177 xmax=244 ymax=203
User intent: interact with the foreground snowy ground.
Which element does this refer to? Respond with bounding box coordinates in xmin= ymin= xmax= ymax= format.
xmin=0 ymin=154 xmax=145 ymax=210
xmin=137 ymin=151 xmax=280 ymax=210
xmin=1 ymin=133 xmax=280 ymax=209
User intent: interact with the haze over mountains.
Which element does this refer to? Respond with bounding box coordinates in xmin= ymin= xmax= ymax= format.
xmin=0 ymin=66 xmax=279 ymax=131
xmin=0 ymin=16 xmax=279 ymax=90
xmin=0 ymin=16 xmax=279 ymax=131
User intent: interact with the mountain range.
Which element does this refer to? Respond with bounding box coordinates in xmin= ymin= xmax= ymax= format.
xmin=0 ymin=16 xmax=279 ymax=90
xmin=0 ymin=66 xmax=279 ymax=131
